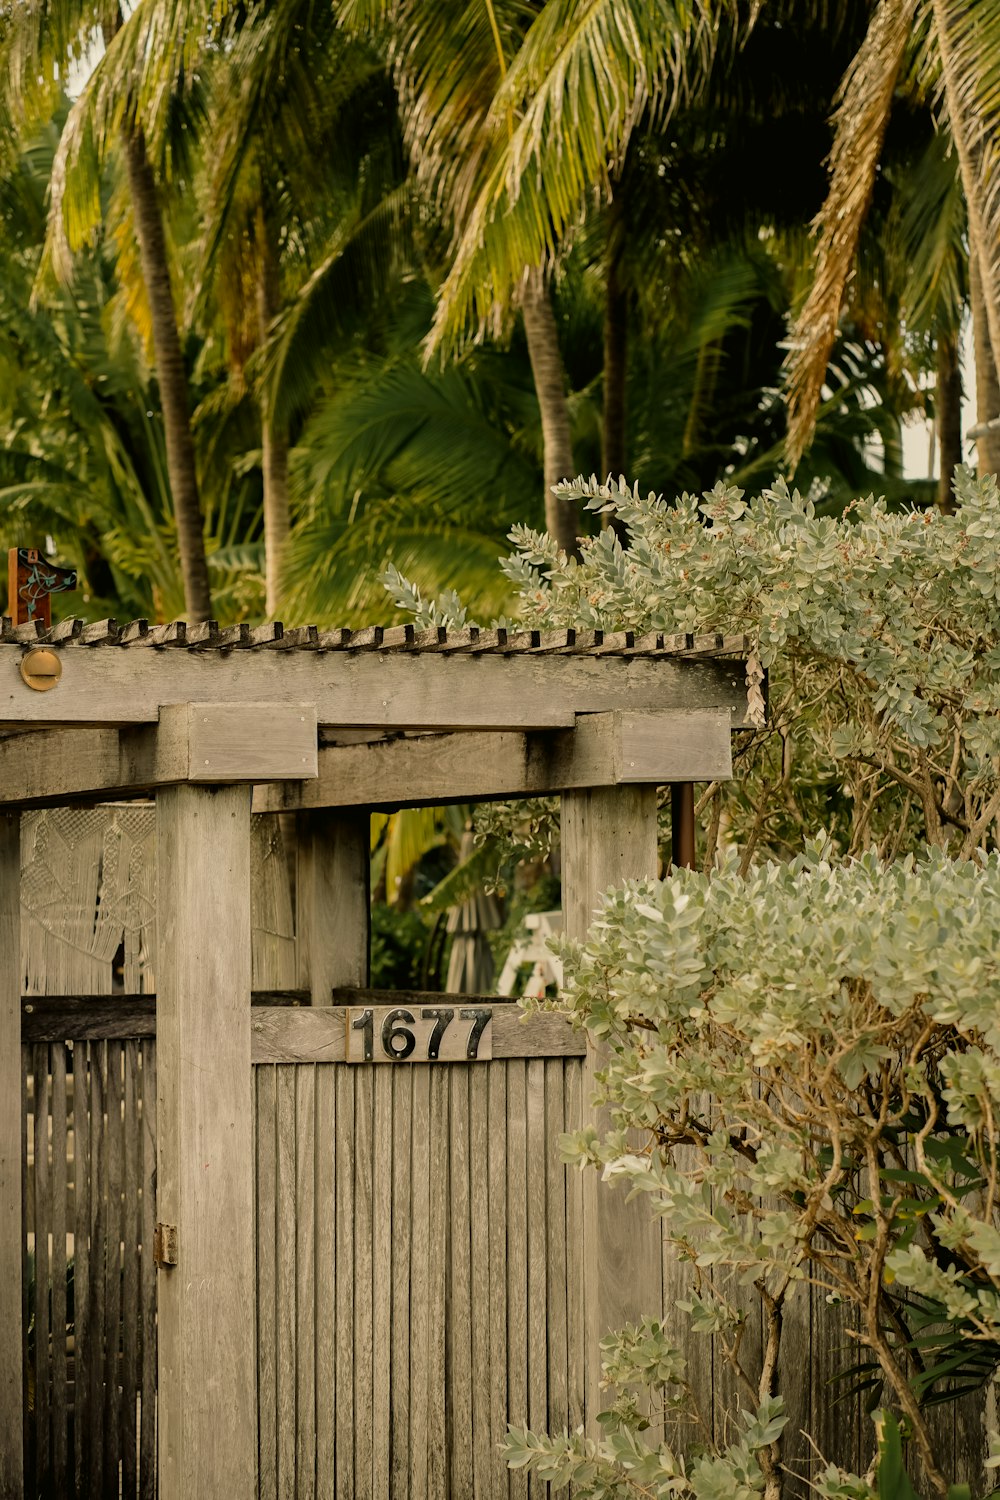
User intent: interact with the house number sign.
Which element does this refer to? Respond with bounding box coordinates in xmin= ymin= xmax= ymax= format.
xmin=346 ymin=1005 xmax=493 ymax=1063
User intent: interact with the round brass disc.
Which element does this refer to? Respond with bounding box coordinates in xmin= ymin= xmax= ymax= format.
xmin=20 ymin=647 xmax=62 ymax=691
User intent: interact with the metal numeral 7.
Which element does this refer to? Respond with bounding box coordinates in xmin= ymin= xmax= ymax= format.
xmin=460 ymin=1008 xmax=492 ymax=1059
xmin=420 ymin=1008 xmax=455 ymax=1059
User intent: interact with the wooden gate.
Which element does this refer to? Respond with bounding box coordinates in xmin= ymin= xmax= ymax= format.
xmin=253 ymin=1048 xmax=585 ymax=1500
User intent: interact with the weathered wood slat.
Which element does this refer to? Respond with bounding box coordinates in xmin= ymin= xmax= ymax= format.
xmin=73 ymin=1044 xmax=92 ymax=1496
xmin=526 ymin=1060 xmax=547 ymax=1500
xmin=122 ymin=1040 xmax=140 ymax=1500
xmin=50 ymin=1044 xmax=68 ymax=1496
xmin=544 ymin=1063 xmax=568 ymax=1439
xmin=249 ymin=1004 xmax=584 ymax=1064
xmin=313 ymin=1068 xmax=335 ymax=1500
xmin=104 ymin=1042 xmax=124 ymax=1486
xmin=487 ymin=1066 xmax=508 ymax=1500
xmin=448 ymin=1068 xmax=473 ymax=1500
xmin=353 ymin=1066 xmax=374 ymax=1498
xmin=565 ymin=1062 xmax=585 ymax=1435
xmin=139 ymin=1042 xmax=156 ymax=1500
xmin=389 ymin=1068 xmax=411 ymax=1500
xmin=334 ymin=1068 xmax=354 ymax=1500
xmin=21 ymin=990 xmax=307 ymax=1042
xmin=21 ymin=1047 xmax=30 ymax=1497
xmin=469 ymin=1072 xmax=491 ymax=1500
xmin=295 ymin=1068 xmax=317 ymax=1500
xmin=33 ymin=1044 xmax=52 ymax=1494
xmin=275 ymin=1066 xmax=296 ymax=1500
xmin=408 ymin=1066 xmax=430 ymax=1500
xmin=0 ymin=815 xmax=21 ymax=1500
xmin=506 ymin=1061 xmax=528 ymax=1500
xmin=372 ymin=1070 xmax=393 ymax=1500
xmin=255 ymin=1068 xmax=278 ymax=1500
xmin=426 ymin=1069 xmax=449 ymax=1500
xmin=88 ymin=1043 xmax=106 ymax=1499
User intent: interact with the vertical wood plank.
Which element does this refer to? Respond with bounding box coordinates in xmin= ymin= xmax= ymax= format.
xmin=543 ymin=1063 xmax=567 ymax=1438
xmin=487 ymin=1067 xmax=508 ymax=1500
xmin=426 ymin=1068 xmax=449 ymax=1500
xmin=389 ymin=1068 xmax=411 ymax=1500
xmin=506 ymin=1061 xmax=528 ymax=1500
xmin=33 ymin=1043 xmax=51 ymax=1495
xmin=372 ymin=1068 xmax=392 ymax=1500
xmin=448 ymin=1067 xmax=473 ymax=1500
xmin=775 ymin=1280 xmax=810 ymax=1491
xmin=525 ymin=1060 xmax=547 ymax=1500
xmin=88 ymin=1043 xmax=106 ymax=1500
xmin=408 ymin=1068 xmax=430 ymax=1500
xmin=353 ymin=1067 xmax=374 ymax=1500
xmin=139 ymin=1041 xmax=157 ymax=1500
xmin=295 ymin=810 xmax=370 ymax=1004
xmin=156 ymin=783 xmax=255 ymax=1500
xmin=122 ymin=1041 xmax=140 ymax=1500
xmin=0 ymin=813 xmax=22 ymax=1499
xmin=295 ymin=1067 xmax=317 ymax=1500
xmin=809 ymin=1288 xmax=861 ymax=1483
xmin=104 ymin=1040 xmax=123 ymax=1487
xmin=564 ymin=1062 xmax=585 ymax=1436
xmin=21 ymin=1048 xmax=31 ymax=1500
xmin=560 ymin=786 xmax=662 ymax=1432
xmin=276 ymin=1066 xmax=297 ymax=1500
xmin=256 ymin=1067 xmax=278 ymax=1500
xmin=73 ymin=1043 xmax=92 ymax=1498
xmin=469 ymin=1072 xmax=491 ymax=1500
xmin=335 ymin=1068 xmax=355 ymax=1500
xmin=50 ymin=1044 xmax=68 ymax=1496
xmin=314 ymin=1068 xmax=336 ymax=1500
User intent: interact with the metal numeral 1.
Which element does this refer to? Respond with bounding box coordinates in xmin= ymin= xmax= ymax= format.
xmin=351 ymin=1008 xmax=374 ymax=1060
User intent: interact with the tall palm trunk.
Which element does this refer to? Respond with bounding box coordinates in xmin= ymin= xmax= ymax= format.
xmin=969 ymin=246 xmax=1000 ymax=477
xmin=257 ymin=210 xmax=290 ymax=619
xmin=123 ymin=130 xmax=213 ymax=622
xmin=602 ymin=234 xmax=627 ymax=483
xmin=936 ymin=329 xmax=962 ymax=510
xmin=521 ymin=267 xmax=579 ymax=558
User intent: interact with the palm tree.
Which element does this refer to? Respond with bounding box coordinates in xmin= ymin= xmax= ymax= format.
xmin=3 ymin=0 xmax=215 ymax=618
xmin=785 ymin=0 xmax=1000 ymax=477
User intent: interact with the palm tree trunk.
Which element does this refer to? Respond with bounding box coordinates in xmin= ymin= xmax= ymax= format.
xmin=936 ymin=329 xmax=962 ymax=510
xmin=969 ymin=245 xmax=1000 ymax=477
xmin=257 ymin=209 xmax=290 ymax=619
xmin=521 ymin=267 xmax=579 ymax=557
xmin=123 ymin=129 xmax=212 ymax=621
xmin=602 ymin=238 xmax=627 ymax=483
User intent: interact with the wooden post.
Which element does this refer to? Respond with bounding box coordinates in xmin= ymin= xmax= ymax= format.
xmin=296 ymin=809 xmax=370 ymax=1002
xmin=0 ymin=812 xmax=23 ymax=1498
xmin=670 ymin=782 xmax=696 ymax=870
xmin=156 ymin=785 xmax=255 ymax=1500
xmin=561 ymin=786 xmax=663 ymax=1433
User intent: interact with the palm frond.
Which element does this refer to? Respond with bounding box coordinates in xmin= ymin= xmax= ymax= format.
xmin=784 ymin=0 xmax=918 ymax=467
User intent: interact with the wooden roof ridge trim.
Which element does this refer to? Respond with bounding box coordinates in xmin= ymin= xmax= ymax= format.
xmin=0 ymin=616 xmax=751 ymax=657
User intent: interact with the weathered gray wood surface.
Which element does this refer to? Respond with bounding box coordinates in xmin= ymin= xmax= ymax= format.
xmin=561 ymin=785 xmax=663 ymax=1435
xmin=254 ymin=1055 xmax=585 ymax=1499
xmin=0 ymin=812 xmax=22 ymax=1499
xmin=249 ymin=1003 xmax=585 ymax=1063
xmin=21 ymin=1038 xmax=157 ymax=1500
xmin=296 ymin=810 xmax=370 ymax=1001
xmin=256 ymin=709 xmax=733 ymax=815
xmin=156 ymin=784 xmax=255 ymax=1500
xmin=0 ymin=647 xmax=751 ymax=730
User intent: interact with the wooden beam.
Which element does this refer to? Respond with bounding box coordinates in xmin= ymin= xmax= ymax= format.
xmin=0 ymin=703 xmax=318 ymax=807
xmin=0 ymin=647 xmax=751 ymax=730
xmin=296 ymin=810 xmax=370 ymax=1001
xmin=560 ymin=786 xmax=664 ymax=1437
xmin=256 ymin=710 xmax=732 ymax=814
xmin=248 ymin=1003 xmax=585 ymax=1064
xmin=0 ymin=812 xmax=22 ymax=1499
xmin=156 ymin=785 xmax=255 ymax=1500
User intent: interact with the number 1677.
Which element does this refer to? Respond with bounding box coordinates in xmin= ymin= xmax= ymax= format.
xmin=347 ymin=1005 xmax=493 ymax=1063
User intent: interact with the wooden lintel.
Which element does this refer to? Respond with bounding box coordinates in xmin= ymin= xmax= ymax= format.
xmin=0 ymin=646 xmax=750 ymax=730
xmin=0 ymin=702 xmax=318 ymax=806
xmin=254 ymin=709 xmax=733 ymax=813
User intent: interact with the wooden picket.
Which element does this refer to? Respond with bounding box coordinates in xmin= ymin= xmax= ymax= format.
xmin=22 ymin=1038 xmax=157 ymax=1500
